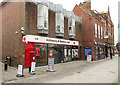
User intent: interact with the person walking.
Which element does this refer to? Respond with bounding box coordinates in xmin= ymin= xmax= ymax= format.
xmin=105 ymin=53 xmax=108 ymax=58
xmin=110 ymin=52 xmax=112 ymax=59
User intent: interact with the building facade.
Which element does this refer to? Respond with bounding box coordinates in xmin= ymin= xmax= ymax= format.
xmin=73 ymin=0 xmax=112 ymax=60
xmin=117 ymin=1 xmax=120 ymax=52
xmin=1 ymin=1 xmax=82 ymax=67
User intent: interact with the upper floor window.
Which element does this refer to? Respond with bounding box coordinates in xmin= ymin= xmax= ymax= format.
xmin=101 ymin=27 xmax=103 ymax=39
xmin=37 ymin=4 xmax=48 ymax=30
xmin=95 ymin=23 xmax=97 ymax=37
xmin=68 ymin=19 xmax=75 ymax=35
xmin=98 ymin=25 xmax=100 ymax=38
xmin=56 ymin=13 xmax=64 ymax=34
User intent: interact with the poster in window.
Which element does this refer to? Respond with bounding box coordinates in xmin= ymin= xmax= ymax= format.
xmin=49 ymin=49 xmax=53 ymax=57
xmin=64 ymin=49 xmax=67 ymax=58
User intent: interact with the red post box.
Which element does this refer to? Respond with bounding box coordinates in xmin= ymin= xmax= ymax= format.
xmin=29 ymin=51 xmax=36 ymax=64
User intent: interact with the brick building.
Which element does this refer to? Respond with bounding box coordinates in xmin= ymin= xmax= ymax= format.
xmin=73 ymin=0 xmax=112 ymax=60
xmin=1 ymin=1 xmax=82 ymax=67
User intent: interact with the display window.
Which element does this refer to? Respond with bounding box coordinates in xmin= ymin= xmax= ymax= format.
xmin=63 ymin=46 xmax=72 ymax=62
xmin=99 ymin=47 xmax=104 ymax=59
xmin=48 ymin=44 xmax=64 ymax=64
xmin=35 ymin=44 xmax=47 ymax=66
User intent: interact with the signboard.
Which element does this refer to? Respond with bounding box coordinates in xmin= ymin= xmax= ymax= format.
xmin=23 ymin=35 xmax=79 ymax=46
xmin=48 ymin=58 xmax=54 ymax=70
xmin=49 ymin=49 xmax=53 ymax=57
xmin=87 ymin=55 xmax=91 ymax=62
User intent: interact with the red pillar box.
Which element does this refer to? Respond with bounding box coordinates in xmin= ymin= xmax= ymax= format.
xmin=29 ymin=51 xmax=36 ymax=75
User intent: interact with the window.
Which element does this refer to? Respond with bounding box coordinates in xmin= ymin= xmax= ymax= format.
xmin=95 ymin=23 xmax=97 ymax=37
xmin=101 ymin=27 xmax=103 ymax=39
xmin=68 ymin=19 xmax=75 ymax=35
xmin=37 ymin=4 xmax=48 ymax=29
xmin=98 ymin=25 xmax=100 ymax=38
xmin=56 ymin=13 xmax=64 ymax=33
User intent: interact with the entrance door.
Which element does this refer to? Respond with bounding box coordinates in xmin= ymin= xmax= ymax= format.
xmin=84 ymin=47 xmax=91 ymax=59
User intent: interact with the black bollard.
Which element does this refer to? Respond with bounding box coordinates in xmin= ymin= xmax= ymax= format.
xmin=4 ymin=60 xmax=8 ymax=71
xmin=9 ymin=56 xmax=11 ymax=66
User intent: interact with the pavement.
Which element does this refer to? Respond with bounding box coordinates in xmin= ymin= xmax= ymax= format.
xmin=0 ymin=55 xmax=119 ymax=83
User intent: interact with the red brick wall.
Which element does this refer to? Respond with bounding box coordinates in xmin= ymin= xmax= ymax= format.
xmin=2 ymin=2 xmax=26 ymax=66
xmin=73 ymin=5 xmax=105 ymax=60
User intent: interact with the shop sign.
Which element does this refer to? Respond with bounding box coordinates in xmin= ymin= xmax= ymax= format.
xmin=23 ymin=35 xmax=79 ymax=46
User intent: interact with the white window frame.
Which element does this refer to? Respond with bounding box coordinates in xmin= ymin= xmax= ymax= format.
xmin=37 ymin=4 xmax=48 ymax=30
xmin=68 ymin=19 xmax=76 ymax=35
xmin=98 ymin=25 xmax=100 ymax=38
xmin=56 ymin=13 xmax=64 ymax=33
xmin=101 ymin=27 xmax=103 ymax=39
xmin=95 ymin=23 xmax=97 ymax=37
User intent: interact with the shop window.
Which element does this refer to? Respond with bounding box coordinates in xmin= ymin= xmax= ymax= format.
xmin=95 ymin=23 xmax=97 ymax=37
xmin=37 ymin=4 xmax=48 ymax=34
xmin=35 ymin=44 xmax=47 ymax=66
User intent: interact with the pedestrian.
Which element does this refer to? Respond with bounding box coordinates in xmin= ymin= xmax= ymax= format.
xmin=119 ymin=51 xmax=120 ymax=57
xmin=110 ymin=52 xmax=112 ymax=59
xmin=105 ymin=53 xmax=108 ymax=58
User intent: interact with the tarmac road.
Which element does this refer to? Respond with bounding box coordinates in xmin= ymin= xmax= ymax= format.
xmin=5 ymin=55 xmax=118 ymax=83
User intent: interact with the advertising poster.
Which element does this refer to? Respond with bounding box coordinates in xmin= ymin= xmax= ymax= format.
xmin=72 ymin=49 xmax=78 ymax=58
xmin=87 ymin=55 xmax=91 ymax=62
xmin=64 ymin=49 xmax=67 ymax=58
xmin=49 ymin=49 xmax=53 ymax=57
xmin=48 ymin=58 xmax=54 ymax=70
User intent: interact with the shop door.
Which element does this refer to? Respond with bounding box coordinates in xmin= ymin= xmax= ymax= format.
xmin=84 ymin=47 xmax=91 ymax=59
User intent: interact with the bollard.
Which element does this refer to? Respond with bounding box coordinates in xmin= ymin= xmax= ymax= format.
xmin=4 ymin=60 xmax=7 ymax=71
xmin=16 ymin=64 xmax=24 ymax=77
xmin=9 ymin=56 xmax=11 ymax=66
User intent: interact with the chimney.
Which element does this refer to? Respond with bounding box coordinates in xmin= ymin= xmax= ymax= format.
xmin=83 ymin=0 xmax=91 ymax=10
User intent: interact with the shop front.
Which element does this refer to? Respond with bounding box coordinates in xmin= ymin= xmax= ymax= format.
xmin=23 ymin=35 xmax=79 ymax=67
xmin=94 ymin=41 xmax=105 ymax=60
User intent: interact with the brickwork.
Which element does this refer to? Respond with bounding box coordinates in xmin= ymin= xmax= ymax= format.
xmin=2 ymin=2 xmax=25 ymax=66
xmin=73 ymin=4 xmax=105 ymax=60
